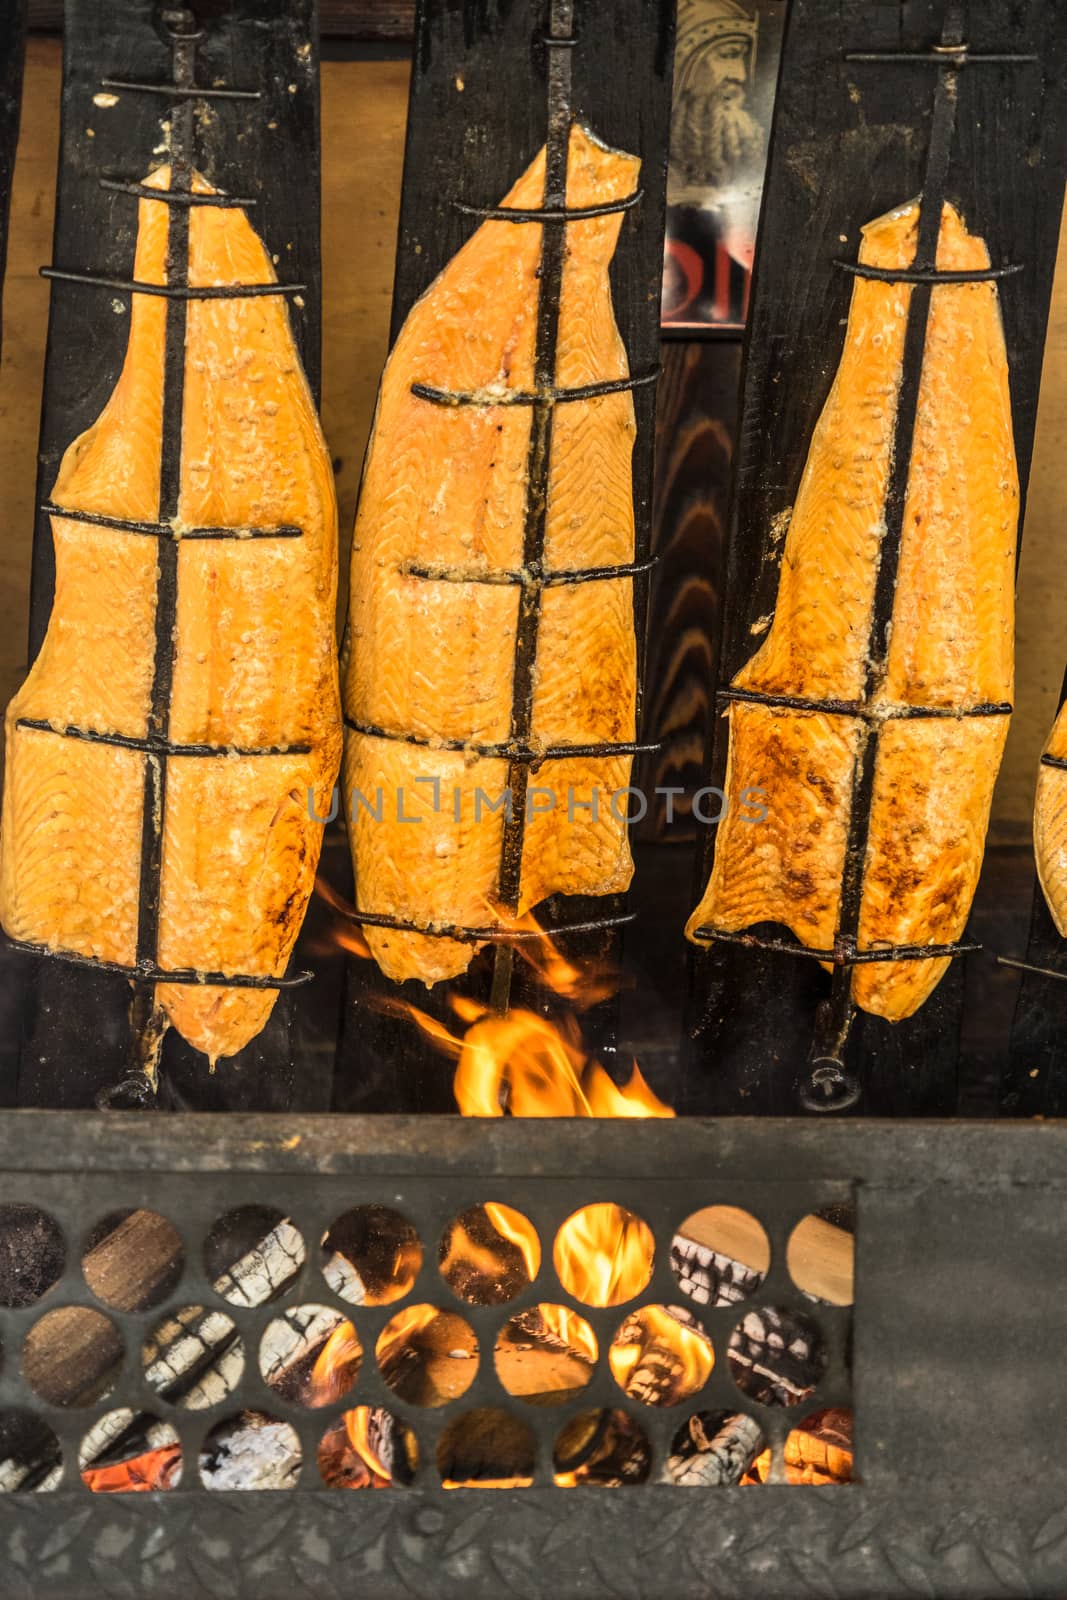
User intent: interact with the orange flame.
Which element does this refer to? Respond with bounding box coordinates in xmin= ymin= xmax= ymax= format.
xmin=309 ymin=1321 xmax=363 ymax=1405
xmin=607 ymin=1305 xmax=714 ymax=1400
xmin=82 ymin=1443 xmax=181 ymax=1493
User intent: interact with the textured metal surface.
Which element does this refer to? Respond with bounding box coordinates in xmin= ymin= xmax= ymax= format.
xmin=0 ymin=1114 xmax=1062 ymax=1597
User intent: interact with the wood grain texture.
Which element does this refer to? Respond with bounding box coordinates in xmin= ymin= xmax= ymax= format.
xmin=683 ymin=0 xmax=1067 ymax=1116
xmin=633 ymin=339 xmax=739 ymax=845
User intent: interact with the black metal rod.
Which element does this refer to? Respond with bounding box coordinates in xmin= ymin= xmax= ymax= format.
xmin=100 ymin=77 xmax=260 ymax=100
xmin=1041 ymin=753 xmax=1067 ymax=771
xmin=835 ymin=260 xmax=1023 ymax=284
xmin=807 ymin=0 xmax=968 ymax=1099
xmin=997 ymin=954 xmax=1067 ymax=984
xmin=128 ymin=12 xmax=197 ymax=1071
xmin=400 ymin=555 xmax=656 ymax=586
xmin=410 ymin=369 xmax=658 ymax=407
xmin=40 ymin=267 xmax=304 ymax=299
xmin=693 ymin=926 xmax=982 ymax=965
xmin=343 ymin=717 xmax=655 ymax=761
xmin=100 ymin=178 xmax=259 ymax=208
xmin=39 ymin=501 xmax=301 ymax=540
xmin=844 ymin=49 xmax=1037 ymax=63
xmin=487 ymin=0 xmax=575 ymax=1016
xmin=453 ymin=190 xmax=642 ymax=222
xmin=15 ymin=718 xmax=310 ymax=757
xmin=3 ymin=936 xmax=312 ymax=990
xmin=717 ymin=686 xmax=1012 ymax=719
xmin=348 ymin=908 xmax=636 ymax=942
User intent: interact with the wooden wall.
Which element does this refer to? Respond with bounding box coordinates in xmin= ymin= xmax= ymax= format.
xmin=1 ymin=38 xmax=1066 ymax=842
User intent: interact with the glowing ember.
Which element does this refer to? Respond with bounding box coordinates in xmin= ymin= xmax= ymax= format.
xmin=82 ymin=1443 xmax=181 ymax=1493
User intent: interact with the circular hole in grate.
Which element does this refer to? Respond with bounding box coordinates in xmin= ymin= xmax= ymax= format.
xmin=83 ymin=1209 xmax=184 ymax=1312
xmin=203 ymin=1206 xmax=306 ymax=1308
xmin=552 ymin=1408 xmax=651 ymax=1487
xmin=727 ymin=1305 xmax=827 ymax=1408
xmin=782 ymin=1407 xmax=855 ymax=1486
xmin=23 ymin=1306 xmax=121 ymax=1408
xmin=0 ymin=1410 xmax=62 ymax=1491
xmin=671 ymin=1205 xmax=769 ymax=1309
xmin=0 ymin=1205 xmax=65 ymax=1308
xmin=323 ymin=1206 xmax=422 ymax=1306
xmin=142 ymin=1305 xmax=244 ymax=1410
xmin=609 ymin=1304 xmax=713 ymax=1407
xmin=439 ymin=1203 xmax=540 ymax=1305
xmin=553 ymin=1203 xmax=654 ymax=1308
xmin=260 ymin=1306 xmax=361 ymax=1407
xmin=318 ymin=1406 xmax=418 ymax=1489
xmin=665 ymin=1409 xmax=767 ymax=1486
xmin=786 ymin=1209 xmax=854 ymax=1306
xmin=200 ymin=1413 xmax=301 ymax=1490
xmin=376 ymin=1305 xmax=477 ymax=1407
xmin=80 ymin=1412 xmax=181 ymax=1492
xmin=438 ymin=1408 xmax=535 ymax=1488
xmin=494 ymin=1303 xmax=596 ymax=1406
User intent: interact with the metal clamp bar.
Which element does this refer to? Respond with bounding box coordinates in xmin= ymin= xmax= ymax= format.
xmin=3 ymin=935 xmax=312 ymax=989
xmin=836 ymin=260 xmax=1024 ymax=285
xmin=16 ymin=718 xmax=312 ymax=759
xmin=453 ymin=191 xmax=643 ymax=223
xmin=40 ymin=267 xmax=305 ymax=299
xmin=844 ymin=49 xmax=1038 ymax=64
xmin=40 ymin=502 xmax=302 ymax=541
xmin=344 ymin=715 xmax=655 ymax=762
xmin=717 ymin=686 xmax=1013 ymax=719
xmin=100 ymin=77 xmax=260 ymax=101
xmin=400 ymin=555 xmax=656 ymax=586
xmin=997 ymin=954 xmax=1067 ymax=984
xmin=692 ymin=925 xmax=981 ymax=965
xmin=100 ymin=178 xmax=258 ymax=208
xmin=410 ymin=369 xmax=659 ymax=408
xmin=349 ymin=908 xmax=636 ymax=942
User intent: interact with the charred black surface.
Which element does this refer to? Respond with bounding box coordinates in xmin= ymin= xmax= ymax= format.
xmin=684 ymin=0 xmax=1067 ymax=1116
xmin=13 ymin=0 xmax=335 ymax=1111
xmin=334 ymin=0 xmax=675 ymax=1110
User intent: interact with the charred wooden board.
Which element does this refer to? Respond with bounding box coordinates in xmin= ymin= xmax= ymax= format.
xmin=13 ymin=0 xmax=339 ymax=1111
xmin=0 ymin=0 xmax=27 ymax=1108
xmin=1003 ymin=668 xmax=1067 ymax=1114
xmin=684 ymin=0 xmax=1067 ymax=1116
xmin=333 ymin=0 xmax=675 ymax=1112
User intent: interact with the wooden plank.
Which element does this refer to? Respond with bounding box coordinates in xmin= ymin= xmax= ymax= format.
xmin=683 ymin=0 xmax=1067 ymax=1116
xmin=28 ymin=0 xmax=418 ymax=40
xmin=334 ymin=0 xmax=676 ymax=1111
xmin=14 ymin=0 xmax=335 ymax=1111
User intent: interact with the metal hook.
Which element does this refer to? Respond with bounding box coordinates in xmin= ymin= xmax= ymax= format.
xmin=95 ymin=1073 xmax=159 ymax=1111
xmin=800 ymin=1060 xmax=862 ymax=1114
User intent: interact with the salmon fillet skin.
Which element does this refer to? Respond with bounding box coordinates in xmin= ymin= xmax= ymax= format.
xmin=343 ymin=124 xmax=640 ymax=986
xmin=1035 ymin=705 xmax=1067 ymax=936
xmin=0 ymin=167 xmax=341 ymax=1065
xmin=686 ymin=200 xmax=1018 ymax=1023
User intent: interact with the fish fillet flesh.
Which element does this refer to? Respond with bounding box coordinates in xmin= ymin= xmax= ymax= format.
xmin=343 ymin=124 xmax=640 ymax=985
xmin=0 ymin=167 xmax=341 ymax=1063
xmin=686 ymin=200 xmax=1018 ymax=1022
xmin=1035 ymin=703 xmax=1067 ymax=935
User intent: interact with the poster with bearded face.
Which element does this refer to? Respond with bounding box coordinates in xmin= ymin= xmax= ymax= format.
xmin=663 ymin=0 xmax=785 ymax=330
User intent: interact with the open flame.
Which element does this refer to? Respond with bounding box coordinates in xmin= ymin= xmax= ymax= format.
xmin=82 ymin=1443 xmax=181 ymax=1493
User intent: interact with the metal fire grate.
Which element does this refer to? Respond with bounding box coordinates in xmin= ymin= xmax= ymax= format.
xmin=0 ymin=1114 xmax=1064 ymax=1599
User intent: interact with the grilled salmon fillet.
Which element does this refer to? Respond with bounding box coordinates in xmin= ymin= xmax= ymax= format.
xmin=1035 ymin=704 xmax=1067 ymax=935
xmin=686 ymin=200 xmax=1018 ymax=1022
xmin=343 ymin=124 xmax=640 ymax=985
xmin=0 ymin=167 xmax=341 ymax=1064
